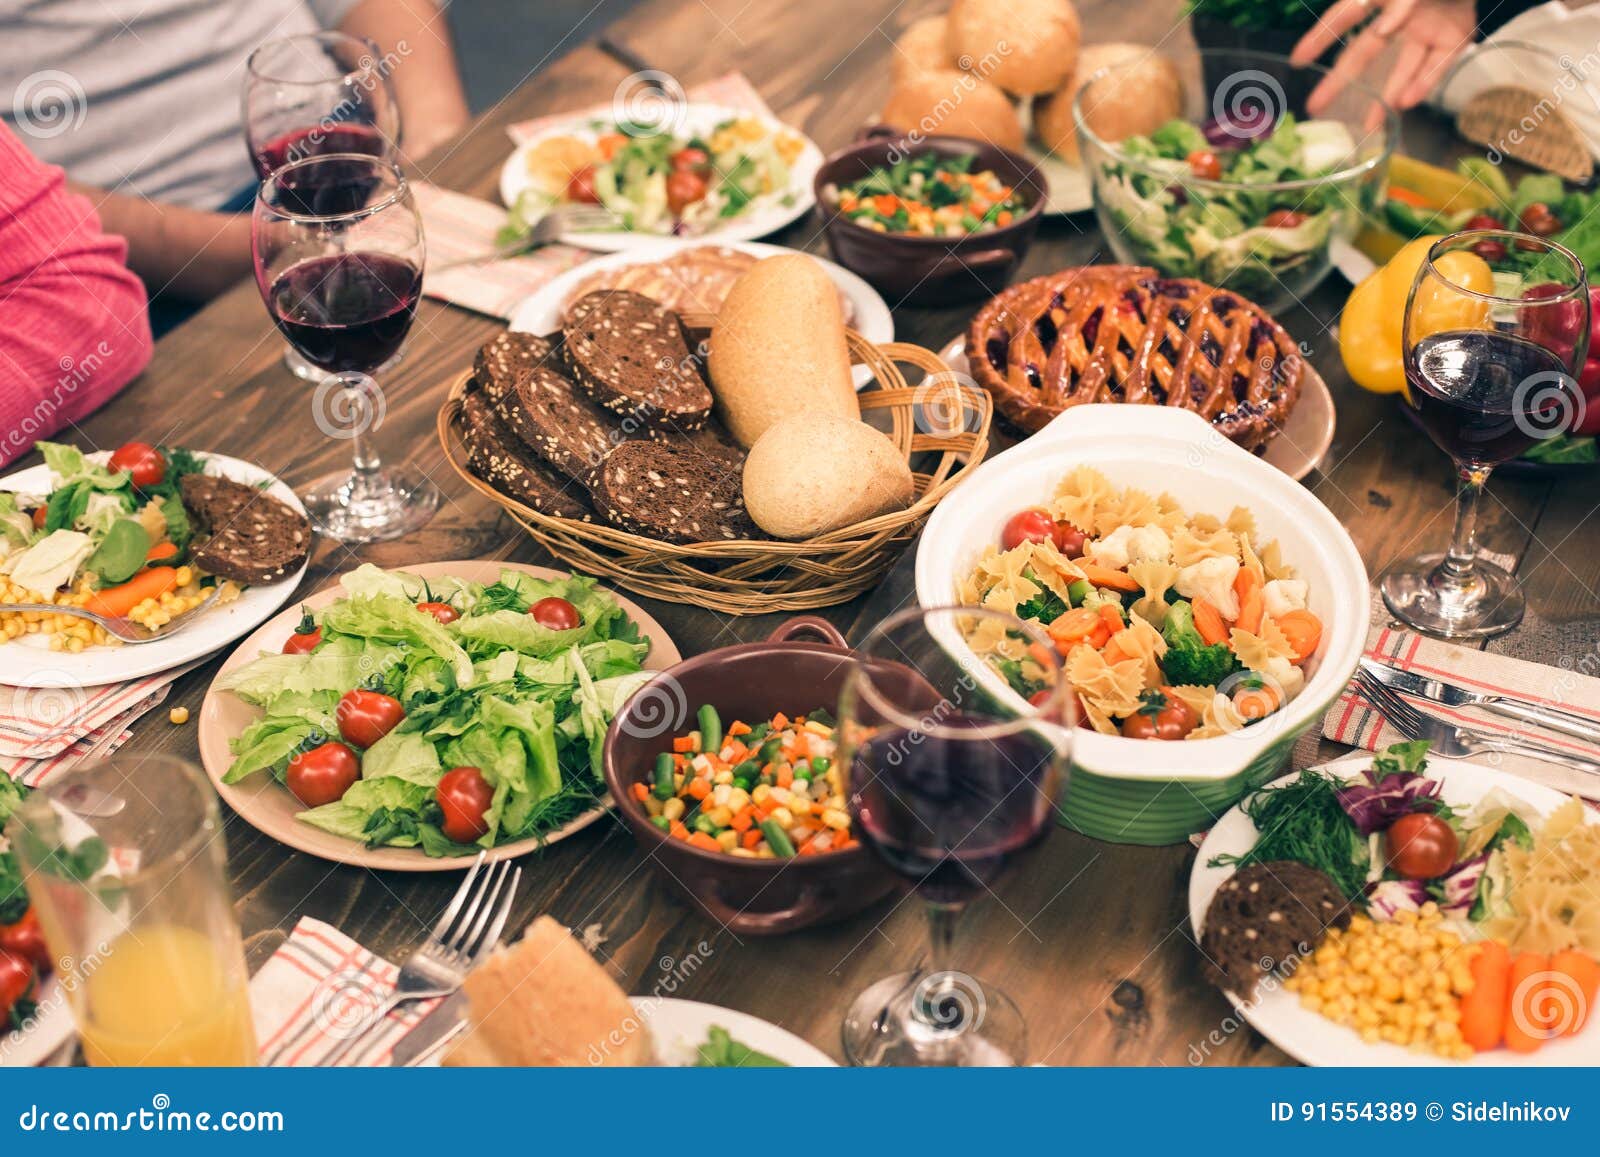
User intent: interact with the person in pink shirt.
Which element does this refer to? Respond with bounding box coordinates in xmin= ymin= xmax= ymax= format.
xmin=0 ymin=121 xmax=152 ymax=470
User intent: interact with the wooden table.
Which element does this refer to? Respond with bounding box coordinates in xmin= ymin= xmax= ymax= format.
xmin=51 ymin=0 xmax=1600 ymax=1066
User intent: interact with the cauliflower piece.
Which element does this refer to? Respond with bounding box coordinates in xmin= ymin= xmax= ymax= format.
xmin=1175 ymin=555 xmax=1241 ymax=620
xmin=1088 ymin=524 xmax=1171 ymax=570
xmin=1262 ymin=579 xmax=1308 ymax=620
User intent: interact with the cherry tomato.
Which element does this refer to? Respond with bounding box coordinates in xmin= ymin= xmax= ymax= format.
xmin=1001 ymin=508 xmax=1057 ymax=550
xmin=1262 ymin=209 xmax=1306 ymax=229
xmin=0 ymin=909 xmax=50 ymax=973
xmin=529 ymin=596 xmax=580 ymax=630
xmin=565 ymin=164 xmax=600 ymax=204
xmin=1119 ymin=691 xmax=1197 ymax=741
xmin=666 ymin=169 xmax=709 ymax=215
xmin=436 ymin=767 xmax=494 ymax=843
xmin=1462 ymin=214 xmax=1503 ymax=232
xmin=1519 ymin=202 xmax=1562 ymax=239
xmin=1523 ymin=281 xmax=1588 ymax=361
xmin=416 ymin=601 xmax=459 ymax=625
xmin=108 ymin=441 xmax=166 ymax=488
xmin=1470 ymin=238 xmax=1509 ymax=263
xmin=31 ymin=506 xmax=47 ymax=530
xmin=336 ymin=689 xmax=405 ymax=749
xmin=0 ymin=950 xmax=35 ymax=1024
xmin=670 ymin=146 xmax=709 ymax=172
xmin=1185 ymin=149 xmax=1222 ymax=180
xmin=1384 ymin=812 xmax=1459 ymax=879
xmin=285 ymin=742 xmax=360 ymax=808
xmin=282 ymin=607 xmax=321 ymax=655
xmin=1575 ymin=359 xmax=1600 ymax=436
xmin=1053 ymin=521 xmax=1087 ymax=558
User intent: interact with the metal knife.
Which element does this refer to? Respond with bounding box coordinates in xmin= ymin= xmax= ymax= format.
xmin=389 ymin=990 xmax=469 ymax=1067
xmin=1360 ymin=660 xmax=1600 ymax=746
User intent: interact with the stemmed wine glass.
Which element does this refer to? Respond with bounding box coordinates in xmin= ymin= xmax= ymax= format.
xmin=1380 ymin=230 xmax=1589 ymax=638
xmin=836 ymin=606 xmax=1073 ymax=1066
xmin=252 ymin=154 xmax=438 ymax=543
xmin=243 ymin=32 xmax=402 ymax=383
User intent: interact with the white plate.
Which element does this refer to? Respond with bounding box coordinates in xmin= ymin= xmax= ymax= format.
xmin=1190 ymin=755 xmax=1600 ymax=1066
xmin=0 ymin=452 xmax=309 ymax=688
xmin=197 ymin=560 xmax=680 ymax=872
xmin=638 ymin=997 xmax=836 ymax=1066
xmin=0 ymin=977 xmax=74 ymax=1067
xmin=938 ymin=336 xmax=1337 ymax=482
xmin=506 ymin=240 xmax=893 ymax=390
xmin=499 ymin=104 xmax=822 ymax=252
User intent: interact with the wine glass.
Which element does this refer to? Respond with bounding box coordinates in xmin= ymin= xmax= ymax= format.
xmin=252 ymin=154 xmax=438 ymax=543
xmin=1380 ymin=230 xmax=1589 ymax=638
xmin=836 ymin=606 xmax=1073 ymax=1066
xmin=243 ymin=32 xmax=403 ymax=383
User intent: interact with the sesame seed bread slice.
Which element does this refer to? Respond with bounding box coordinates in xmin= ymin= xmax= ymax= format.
xmin=460 ymin=388 xmax=593 ymax=521
xmin=588 ymin=439 xmax=759 ymax=544
xmin=179 ymin=474 xmax=311 ymax=586
xmin=473 ymin=330 xmax=563 ymax=406
xmin=561 ymin=290 xmax=713 ymax=432
xmin=493 ymin=363 xmax=627 ymax=481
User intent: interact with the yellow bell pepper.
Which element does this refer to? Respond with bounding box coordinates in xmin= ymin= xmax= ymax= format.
xmin=1339 ymin=237 xmax=1494 ymax=393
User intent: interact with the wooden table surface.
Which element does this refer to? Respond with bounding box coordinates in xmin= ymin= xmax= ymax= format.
xmin=42 ymin=0 xmax=1600 ymax=1066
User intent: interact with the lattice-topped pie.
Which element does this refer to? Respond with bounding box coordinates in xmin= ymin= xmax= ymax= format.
xmin=964 ymin=265 xmax=1304 ymax=453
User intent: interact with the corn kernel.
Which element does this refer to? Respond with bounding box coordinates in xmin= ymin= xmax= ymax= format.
xmin=169 ymin=706 xmax=190 ymax=725
xmin=661 ymin=797 xmax=684 ymax=822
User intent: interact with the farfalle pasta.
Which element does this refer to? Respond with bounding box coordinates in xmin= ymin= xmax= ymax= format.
xmin=958 ymin=467 xmax=1324 ymax=741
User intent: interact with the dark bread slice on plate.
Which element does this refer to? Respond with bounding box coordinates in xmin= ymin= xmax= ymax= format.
xmin=494 ymin=363 xmax=626 ymax=481
xmin=474 ymin=330 xmax=562 ymax=406
xmin=1199 ymin=861 xmax=1351 ymax=996
xmin=589 ymin=439 xmax=759 ymax=544
xmin=460 ymin=389 xmax=593 ymax=520
xmin=179 ymin=474 xmax=311 ymax=585
xmin=561 ymin=290 xmax=713 ymax=432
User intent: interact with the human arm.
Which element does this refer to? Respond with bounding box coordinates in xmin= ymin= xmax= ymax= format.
xmin=65 ymin=185 xmax=254 ymax=302
xmin=339 ymin=0 xmax=470 ymax=162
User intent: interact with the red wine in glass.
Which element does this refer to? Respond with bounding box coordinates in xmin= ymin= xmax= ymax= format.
xmin=251 ymin=123 xmax=389 ymax=216
xmin=251 ymin=121 xmax=388 ymax=177
xmin=1407 ymin=329 xmax=1573 ymax=467
xmin=267 ymin=252 xmax=420 ymax=374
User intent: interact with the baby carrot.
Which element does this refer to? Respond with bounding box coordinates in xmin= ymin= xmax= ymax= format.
xmin=1233 ymin=568 xmax=1263 ymax=634
xmin=1504 ymin=951 xmax=1552 ymax=1053
xmin=1076 ymin=562 xmax=1141 ymax=592
xmin=83 ymin=567 xmax=178 ymax=618
xmin=1191 ymin=598 xmax=1229 ymax=647
xmin=144 ymin=541 xmax=180 ymax=563
xmin=1460 ymin=939 xmax=1510 ymax=1052
xmin=1549 ymin=949 xmax=1600 ymax=1036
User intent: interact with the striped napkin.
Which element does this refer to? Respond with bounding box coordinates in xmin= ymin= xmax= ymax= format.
xmin=0 ymin=663 xmax=195 ymax=787
xmin=1323 ymin=625 xmax=1600 ymax=800
xmin=418 ymin=72 xmax=778 ymax=320
xmin=251 ymin=917 xmax=442 ymax=1067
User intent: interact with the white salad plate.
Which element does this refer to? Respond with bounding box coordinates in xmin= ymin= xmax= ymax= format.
xmin=499 ymin=103 xmax=823 ymax=252
xmin=937 ymin=336 xmax=1337 ymax=482
xmin=0 ymin=451 xmax=309 ymax=688
xmin=1191 ymin=755 xmax=1600 ymax=1067
xmin=197 ymin=560 xmax=680 ymax=873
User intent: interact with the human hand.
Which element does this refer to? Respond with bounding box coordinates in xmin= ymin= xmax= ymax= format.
xmin=1291 ymin=0 xmax=1479 ymax=120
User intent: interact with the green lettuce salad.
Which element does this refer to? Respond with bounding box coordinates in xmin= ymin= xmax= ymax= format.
xmin=219 ymin=565 xmax=655 ymax=857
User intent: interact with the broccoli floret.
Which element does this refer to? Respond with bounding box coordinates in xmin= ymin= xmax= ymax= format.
xmin=1015 ymin=571 xmax=1068 ymax=624
xmin=1160 ymin=599 xmax=1240 ymax=686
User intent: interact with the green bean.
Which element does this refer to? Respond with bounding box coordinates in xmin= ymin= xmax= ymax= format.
xmin=697 ymin=705 xmax=722 ymax=754
xmin=760 ymin=818 xmax=797 ymax=857
xmin=759 ymin=738 xmax=784 ymax=764
xmin=694 ymin=813 xmax=719 ymax=836
xmin=650 ymin=815 xmax=671 ymax=832
xmin=745 ymin=722 xmax=771 ymax=742
xmin=653 ymin=752 xmax=676 ymax=800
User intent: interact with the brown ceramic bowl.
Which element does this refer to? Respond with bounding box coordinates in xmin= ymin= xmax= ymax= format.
xmin=601 ymin=617 xmax=899 ymax=935
xmin=813 ymin=132 xmax=1047 ymax=306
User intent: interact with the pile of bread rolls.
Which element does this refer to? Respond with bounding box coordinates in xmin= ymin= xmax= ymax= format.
xmin=708 ymin=256 xmax=915 ymax=540
xmin=881 ymin=0 xmax=1183 ymax=165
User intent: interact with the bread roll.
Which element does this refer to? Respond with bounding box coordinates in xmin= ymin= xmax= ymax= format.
xmin=945 ymin=0 xmax=1081 ymax=96
xmin=443 ymin=917 xmax=653 ymax=1067
xmin=1035 ymin=44 xmax=1183 ymax=163
xmin=881 ymin=69 xmax=1023 ymax=151
xmin=707 ymin=255 xmax=858 ymax=448
xmin=743 ymin=415 xmax=915 ymax=539
xmin=891 ymin=15 xmax=955 ymax=85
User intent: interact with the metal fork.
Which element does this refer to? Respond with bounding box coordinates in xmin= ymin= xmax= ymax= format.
xmin=319 ymin=853 xmax=521 ymax=1066
xmin=0 ymin=585 xmax=220 ymax=644
xmin=431 ymin=204 xmax=619 ymax=273
xmin=1353 ymin=669 xmax=1600 ymax=777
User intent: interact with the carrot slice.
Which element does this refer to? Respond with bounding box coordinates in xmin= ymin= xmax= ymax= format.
xmin=1273 ymin=609 xmax=1323 ymax=664
xmin=1233 ymin=568 xmax=1263 ymax=633
xmin=83 ymin=567 xmax=178 ymax=618
xmin=1460 ymin=939 xmax=1511 ymax=1052
xmin=1077 ymin=562 xmax=1141 ymax=592
xmin=1505 ymin=952 xmax=1553 ymax=1053
xmin=1046 ymin=607 xmax=1100 ymax=646
xmin=144 ymin=541 xmax=180 ymax=563
xmin=1191 ymin=598 xmax=1229 ymax=647
xmin=1550 ymin=949 xmax=1600 ymax=1035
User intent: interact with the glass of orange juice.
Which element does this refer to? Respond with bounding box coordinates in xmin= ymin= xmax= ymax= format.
xmin=7 ymin=753 xmax=256 ymax=1066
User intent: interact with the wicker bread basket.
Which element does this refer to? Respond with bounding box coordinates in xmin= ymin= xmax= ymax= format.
xmin=437 ymin=328 xmax=991 ymax=613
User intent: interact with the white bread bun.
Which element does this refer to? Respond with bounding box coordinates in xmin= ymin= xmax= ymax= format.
xmin=945 ymin=0 xmax=1081 ymax=97
xmin=1035 ymin=44 xmax=1184 ymax=163
xmin=743 ymin=415 xmax=915 ymax=539
xmin=891 ymin=15 xmax=956 ymax=85
xmin=881 ymin=69 xmax=1024 ymax=151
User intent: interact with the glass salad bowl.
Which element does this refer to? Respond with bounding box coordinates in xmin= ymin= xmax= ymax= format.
xmin=1075 ymin=48 xmax=1397 ymax=309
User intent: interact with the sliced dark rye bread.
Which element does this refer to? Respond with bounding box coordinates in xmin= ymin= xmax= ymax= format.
xmin=588 ymin=439 xmax=759 ymax=544
xmin=1199 ymin=861 xmax=1351 ymax=995
xmin=179 ymin=474 xmax=310 ymax=585
xmin=459 ymin=389 xmax=593 ymax=520
xmin=473 ymin=330 xmax=562 ymax=406
xmin=493 ymin=362 xmax=628 ymax=480
xmin=561 ymin=290 xmax=713 ymax=432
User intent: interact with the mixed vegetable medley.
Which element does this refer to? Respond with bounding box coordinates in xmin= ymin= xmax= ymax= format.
xmin=503 ymin=114 xmax=806 ymax=241
xmin=1094 ymin=113 xmax=1364 ymax=297
xmin=827 ymin=152 xmax=1027 ymax=236
xmin=219 ymin=565 xmax=655 ymax=856
xmin=632 ymin=708 xmax=855 ymax=858
xmin=0 ymin=441 xmax=233 ymax=648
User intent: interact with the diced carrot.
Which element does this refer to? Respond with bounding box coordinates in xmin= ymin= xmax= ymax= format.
xmin=672 ymin=736 xmax=696 ymax=753
xmin=727 ymin=720 xmax=752 ymax=737
xmin=1233 ymin=568 xmax=1263 ymax=633
xmin=1026 ymin=641 xmax=1055 ymax=668
xmin=687 ymin=778 xmax=711 ymax=801
xmin=721 ymin=740 xmax=748 ymax=763
xmin=872 ymin=194 xmax=899 ymax=216
xmin=798 ymin=841 xmax=820 ymax=856
xmin=1191 ymin=598 xmax=1229 ymax=646
xmin=1273 ymin=609 xmax=1322 ymax=664
xmin=776 ymin=765 xmax=794 ymax=788
xmin=630 ymin=782 xmax=649 ymax=802
xmin=83 ymin=567 xmax=179 ymax=618
xmin=144 ymin=541 xmax=179 ymax=563
xmin=1505 ymin=952 xmax=1553 ymax=1053
xmin=1461 ymin=940 xmax=1511 ymax=1052
xmin=995 ymin=210 xmax=1012 ymax=227
xmin=741 ymin=828 xmax=763 ymax=849
xmin=771 ymin=712 xmax=790 ymax=731
xmin=669 ymin=820 xmax=690 ymax=841
xmin=687 ymin=832 xmax=721 ymax=853
xmin=1077 ymin=562 xmax=1141 ymax=592
xmin=762 ymin=762 xmax=784 ymax=780
xmin=1550 ymin=950 xmax=1600 ymax=1035
xmin=730 ymin=808 xmax=754 ymax=833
